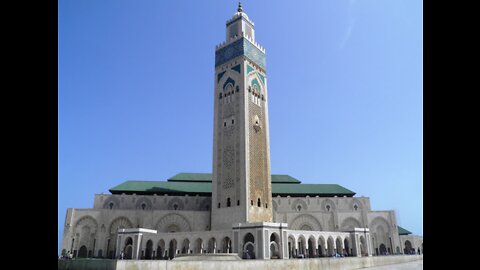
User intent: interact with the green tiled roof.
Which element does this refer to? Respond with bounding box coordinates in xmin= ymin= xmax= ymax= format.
xmin=168 ymin=173 xmax=213 ymax=182
xmin=167 ymin=173 xmax=301 ymax=184
xmin=110 ymin=177 xmax=355 ymax=197
xmin=397 ymin=225 xmax=412 ymax=235
xmin=110 ymin=181 xmax=212 ymax=195
xmin=272 ymin=183 xmax=354 ymax=197
xmin=271 ymin=175 xmax=301 ymax=184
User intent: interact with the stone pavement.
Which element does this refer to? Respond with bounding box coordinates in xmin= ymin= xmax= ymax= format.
xmin=361 ymin=259 xmax=423 ymax=270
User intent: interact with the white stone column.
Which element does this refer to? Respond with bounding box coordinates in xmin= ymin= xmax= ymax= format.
xmin=294 ymin=238 xmax=298 ymax=258
xmin=305 ymin=240 xmax=309 ymax=258
xmin=354 ymin=234 xmax=361 ymax=257
xmin=115 ymin=235 xmax=123 ymax=259
xmin=367 ymin=234 xmax=373 ymax=257
xmin=132 ymin=234 xmax=143 ymax=259
xmin=281 ymin=230 xmax=288 ymax=260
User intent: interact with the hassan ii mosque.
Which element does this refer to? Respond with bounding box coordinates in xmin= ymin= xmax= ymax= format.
xmin=60 ymin=3 xmax=423 ymax=261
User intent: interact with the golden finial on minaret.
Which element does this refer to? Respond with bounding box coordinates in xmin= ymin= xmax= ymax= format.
xmin=238 ymin=2 xmax=243 ymax=13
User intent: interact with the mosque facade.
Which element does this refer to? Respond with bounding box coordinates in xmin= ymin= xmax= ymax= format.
xmin=60 ymin=4 xmax=423 ymax=260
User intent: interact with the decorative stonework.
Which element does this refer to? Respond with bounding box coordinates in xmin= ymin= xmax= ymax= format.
xmin=290 ymin=214 xmax=322 ymax=231
xmin=352 ymin=198 xmax=363 ymax=211
xmin=249 ymin=100 xmax=268 ymax=204
xmin=103 ymin=196 xmax=120 ymax=209
xmin=369 ymin=217 xmax=391 ymax=234
xmin=223 ymin=145 xmax=234 ymax=169
xmin=321 ymin=198 xmax=336 ymax=212
xmin=223 ymin=77 xmax=235 ymax=90
xmin=74 ymin=215 xmax=98 ymax=234
xmin=167 ymin=197 xmax=184 ymax=210
xmin=108 ymin=217 xmax=133 ymax=235
xmin=291 ymin=198 xmax=308 ymax=212
xmin=223 ymin=176 xmax=234 ymax=189
xmin=340 ymin=217 xmax=362 ymax=231
xmin=156 ymin=213 xmax=191 ymax=233
xmin=135 ymin=197 xmax=152 ymax=210
xmin=215 ymin=38 xmax=266 ymax=70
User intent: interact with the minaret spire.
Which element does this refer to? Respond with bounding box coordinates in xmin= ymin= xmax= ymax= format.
xmin=237 ymin=2 xmax=243 ymax=13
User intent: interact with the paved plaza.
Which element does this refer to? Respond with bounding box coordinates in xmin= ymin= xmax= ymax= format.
xmin=362 ymin=259 xmax=423 ymax=270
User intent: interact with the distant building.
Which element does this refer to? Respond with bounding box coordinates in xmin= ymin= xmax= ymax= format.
xmin=60 ymin=3 xmax=422 ymax=260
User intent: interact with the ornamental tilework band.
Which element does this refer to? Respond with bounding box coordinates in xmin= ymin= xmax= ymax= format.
xmin=215 ymin=38 xmax=266 ymax=70
xmin=247 ymin=65 xmax=255 ymax=74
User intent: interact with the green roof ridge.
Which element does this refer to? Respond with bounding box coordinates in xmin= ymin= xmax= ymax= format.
xmin=397 ymin=225 xmax=412 ymax=235
xmin=167 ymin=173 xmax=301 ymax=183
xmin=109 ymin=180 xmax=355 ymax=197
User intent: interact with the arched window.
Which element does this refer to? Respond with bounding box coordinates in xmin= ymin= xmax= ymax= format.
xmin=237 ymin=200 xmax=240 ymax=206
xmin=257 ymin=198 xmax=261 ymax=207
xmin=265 ymin=203 xmax=268 ymax=208
xmin=109 ymin=202 xmax=114 ymax=209
xmin=173 ymin=204 xmax=178 ymax=210
xmin=326 ymin=205 xmax=331 ymax=212
xmin=141 ymin=203 xmax=146 ymax=210
xmin=251 ymin=200 xmax=253 ymax=206
xmin=354 ymin=204 xmax=358 ymax=211
xmin=297 ymin=205 xmax=302 ymax=212
xmin=218 ymin=203 xmax=221 ymax=208
xmin=227 ymin=198 xmax=231 ymax=207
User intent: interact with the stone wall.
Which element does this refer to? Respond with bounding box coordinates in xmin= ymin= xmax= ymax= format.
xmin=94 ymin=194 xmax=212 ymax=211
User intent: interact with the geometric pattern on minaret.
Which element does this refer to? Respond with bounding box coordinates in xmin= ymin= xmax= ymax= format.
xmin=211 ymin=3 xmax=273 ymax=230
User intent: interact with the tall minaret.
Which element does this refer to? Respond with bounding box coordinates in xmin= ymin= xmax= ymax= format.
xmin=211 ymin=3 xmax=273 ymax=230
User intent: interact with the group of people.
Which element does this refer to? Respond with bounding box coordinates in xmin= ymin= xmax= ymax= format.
xmin=58 ymin=251 xmax=73 ymax=260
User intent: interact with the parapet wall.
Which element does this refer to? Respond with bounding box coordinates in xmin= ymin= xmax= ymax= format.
xmin=59 ymin=255 xmax=423 ymax=270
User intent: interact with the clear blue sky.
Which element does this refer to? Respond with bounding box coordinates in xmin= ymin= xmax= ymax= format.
xmin=58 ymin=0 xmax=422 ymax=254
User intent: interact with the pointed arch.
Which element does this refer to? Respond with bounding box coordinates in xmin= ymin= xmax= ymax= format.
xmin=223 ymin=77 xmax=236 ymax=90
xmin=327 ymin=236 xmax=335 ymax=256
